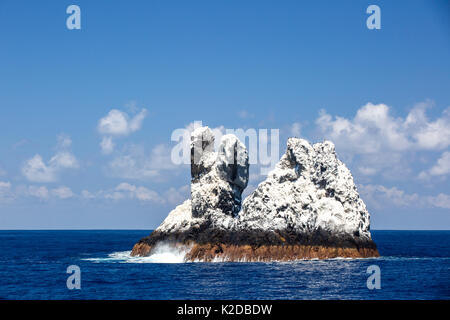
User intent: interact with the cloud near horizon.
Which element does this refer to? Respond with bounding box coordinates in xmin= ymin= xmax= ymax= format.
xmin=1 ymin=180 xmax=189 ymax=206
xmin=316 ymin=101 xmax=450 ymax=180
xmin=358 ymin=184 xmax=450 ymax=210
xmin=317 ymin=101 xmax=450 ymax=153
xmin=21 ymin=135 xmax=79 ymax=183
xmin=80 ymin=183 xmax=189 ymax=206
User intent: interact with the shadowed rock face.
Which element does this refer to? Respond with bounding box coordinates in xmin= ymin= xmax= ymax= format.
xmin=131 ymin=127 xmax=379 ymax=261
xmin=190 ymin=127 xmax=249 ymax=218
xmin=190 ymin=126 xmax=215 ymax=184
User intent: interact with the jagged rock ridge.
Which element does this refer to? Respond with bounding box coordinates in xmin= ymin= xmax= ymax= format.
xmin=131 ymin=126 xmax=379 ymax=261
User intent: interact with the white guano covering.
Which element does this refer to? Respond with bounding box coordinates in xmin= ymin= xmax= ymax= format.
xmin=156 ymin=127 xmax=371 ymax=241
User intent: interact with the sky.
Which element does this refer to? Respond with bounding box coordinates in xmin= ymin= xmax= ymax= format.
xmin=0 ymin=0 xmax=449 ymax=229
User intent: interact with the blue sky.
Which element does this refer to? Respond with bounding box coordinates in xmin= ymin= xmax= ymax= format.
xmin=0 ymin=0 xmax=449 ymax=229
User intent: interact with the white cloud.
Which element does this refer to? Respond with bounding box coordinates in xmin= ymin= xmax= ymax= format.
xmin=102 ymin=182 xmax=165 ymax=204
xmin=290 ymin=122 xmax=302 ymax=137
xmin=104 ymin=190 xmax=126 ymax=201
xmin=135 ymin=186 xmax=163 ymax=202
xmin=100 ymin=136 xmax=115 ymax=155
xmin=315 ymin=101 xmax=450 ymax=180
xmin=317 ymin=102 xmax=450 ymax=154
xmin=428 ymin=151 xmax=450 ymax=177
xmin=150 ymin=144 xmax=179 ymax=170
xmin=51 ymin=186 xmax=74 ymax=199
xmin=0 ymin=181 xmax=14 ymax=202
xmin=110 ymin=156 xmax=159 ymax=180
xmin=49 ymin=152 xmax=78 ymax=169
xmin=98 ymin=109 xmax=147 ymax=136
xmin=97 ymin=108 xmax=147 ymax=153
xmin=2 ymin=182 xmax=77 ymax=202
xmin=107 ymin=143 xmax=178 ymax=181
xmin=164 ymin=185 xmax=190 ymax=205
xmin=317 ymin=103 xmax=410 ymax=154
xmin=0 ymin=181 xmax=11 ymax=189
xmin=427 ymin=193 xmax=450 ymax=209
xmin=80 ymin=183 xmax=188 ymax=205
xmin=358 ymin=166 xmax=377 ymax=176
xmin=22 ymin=136 xmax=79 ymax=183
xmin=359 ymin=183 xmax=450 ymax=210
xmin=108 ymin=155 xmax=157 ymax=180
xmin=115 ymin=182 xmax=136 ymax=192
xmin=81 ymin=190 xmax=95 ymax=199
xmin=22 ymin=155 xmax=58 ymax=183
xmin=358 ymin=184 xmax=420 ymax=208
xmin=27 ymin=185 xmax=50 ymax=200
xmin=412 ymin=106 xmax=450 ymax=150
xmin=13 ymin=139 xmax=29 ymax=149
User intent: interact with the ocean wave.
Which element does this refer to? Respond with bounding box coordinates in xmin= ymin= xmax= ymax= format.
xmin=82 ymin=246 xmax=450 ymax=264
xmin=83 ymin=243 xmax=190 ymax=264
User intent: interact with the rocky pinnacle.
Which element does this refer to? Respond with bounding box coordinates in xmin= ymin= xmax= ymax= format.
xmin=131 ymin=126 xmax=379 ymax=261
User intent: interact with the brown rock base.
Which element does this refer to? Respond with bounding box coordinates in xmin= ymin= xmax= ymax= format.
xmin=131 ymin=241 xmax=379 ymax=262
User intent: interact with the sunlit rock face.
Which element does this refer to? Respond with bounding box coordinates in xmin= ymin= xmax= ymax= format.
xmin=238 ymin=138 xmax=372 ymax=242
xmin=131 ymin=128 xmax=378 ymax=261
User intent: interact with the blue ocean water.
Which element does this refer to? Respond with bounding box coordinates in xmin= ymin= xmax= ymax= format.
xmin=0 ymin=230 xmax=448 ymax=300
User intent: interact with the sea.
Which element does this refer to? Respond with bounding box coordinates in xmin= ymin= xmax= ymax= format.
xmin=0 ymin=230 xmax=448 ymax=300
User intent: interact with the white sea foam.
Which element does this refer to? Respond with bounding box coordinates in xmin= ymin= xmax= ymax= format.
xmin=83 ymin=248 xmax=448 ymax=264
xmin=83 ymin=243 xmax=190 ymax=264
